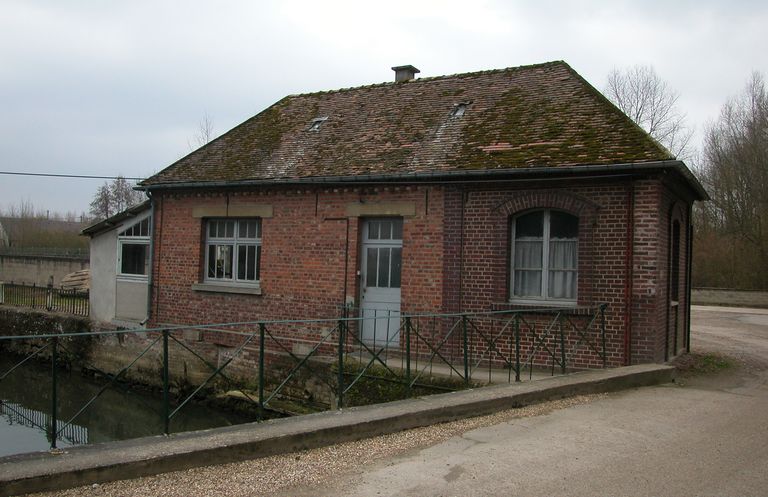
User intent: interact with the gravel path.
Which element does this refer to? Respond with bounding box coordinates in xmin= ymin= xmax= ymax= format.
xmin=27 ymin=395 xmax=605 ymax=497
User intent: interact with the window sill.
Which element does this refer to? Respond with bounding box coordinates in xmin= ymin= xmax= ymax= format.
xmin=191 ymin=282 xmax=263 ymax=295
xmin=507 ymin=299 xmax=578 ymax=307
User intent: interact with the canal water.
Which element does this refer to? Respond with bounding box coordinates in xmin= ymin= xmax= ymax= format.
xmin=0 ymin=355 xmax=254 ymax=457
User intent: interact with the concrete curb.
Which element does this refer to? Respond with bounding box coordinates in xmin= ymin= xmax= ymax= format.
xmin=0 ymin=364 xmax=674 ymax=496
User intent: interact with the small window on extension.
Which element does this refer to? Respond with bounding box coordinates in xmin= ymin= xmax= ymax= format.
xmin=308 ymin=116 xmax=328 ymax=131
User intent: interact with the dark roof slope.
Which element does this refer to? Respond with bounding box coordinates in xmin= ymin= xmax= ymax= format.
xmin=141 ymin=61 xmax=672 ymax=187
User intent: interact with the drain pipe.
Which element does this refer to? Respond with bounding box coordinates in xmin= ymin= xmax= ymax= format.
xmin=623 ymin=183 xmax=635 ymax=366
xmin=143 ymin=191 xmax=155 ymax=326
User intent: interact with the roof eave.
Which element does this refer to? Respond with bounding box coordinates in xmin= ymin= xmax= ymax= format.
xmin=81 ymin=200 xmax=152 ymax=237
xmin=139 ymin=160 xmax=708 ymax=201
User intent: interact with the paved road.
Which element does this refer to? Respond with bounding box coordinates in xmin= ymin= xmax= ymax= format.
xmin=277 ymin=306 xmax=768 ymax=497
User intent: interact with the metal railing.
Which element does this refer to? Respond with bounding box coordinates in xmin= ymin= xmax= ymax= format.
xmin=0 ymin=281 xmax=89 ymax=316
xmin=0 ymin=304 xmax=607 ymax=450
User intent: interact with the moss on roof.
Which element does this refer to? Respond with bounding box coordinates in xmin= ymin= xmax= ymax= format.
xmin=141 ymin=61 xmax=671 ymax=187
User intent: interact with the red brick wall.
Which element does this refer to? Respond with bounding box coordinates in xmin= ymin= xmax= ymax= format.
xmin=150 ymin=186 xmax=443 ymax=339
xmin=150 ymin=175 xmax=693 ymax=368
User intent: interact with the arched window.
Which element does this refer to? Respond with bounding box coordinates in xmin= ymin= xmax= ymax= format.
xmin=511 ymin=210 xmax=578 ymax=302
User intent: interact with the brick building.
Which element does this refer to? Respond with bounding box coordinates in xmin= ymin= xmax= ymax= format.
xmin=139 ymin=61 xmax=706 ymax=367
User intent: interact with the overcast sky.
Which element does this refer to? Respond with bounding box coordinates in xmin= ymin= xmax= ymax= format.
xmin=1 ymin=0 xmax=766 ymax=215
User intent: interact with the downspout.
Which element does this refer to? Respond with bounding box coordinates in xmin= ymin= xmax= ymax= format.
xmin=458 ymin=188 xmax=466 ymax=311
xmin=686 ymin=203 xmax=693 ymax=353
xmin=143 ymin=191 xmax=155 ymax=326
xmin=154 ymin=194 xmax=164 ymax=320
xmin=624 ymin=183 xmax=635 ymax=366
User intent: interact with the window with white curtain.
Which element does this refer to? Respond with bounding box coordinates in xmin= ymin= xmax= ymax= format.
xmin=511 ymin=210 xmax=578 ymax=302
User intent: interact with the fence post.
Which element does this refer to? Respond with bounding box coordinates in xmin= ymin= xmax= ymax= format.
xmin=49 ymin=335 xmax=58 ymax=450
xmin=559 ymin=314 xmax=566 ymax=375
xmin=162 ymin=329 xmax=170 ymax=436
xmin=258 ymin=323 xmax=265 ymax=420
xmin=462 ymin=314 xmax=469 ymax=386
xmin=600 ymin=304 xmax=607 ymax=368
xmin=46 ymin=281 xmax=53 ymax=311
xmin=514 ymin=314 xmax=521 ymax=382
xmin=0 ymin=281 xmax=4 ymax=305
xmin=31 ymin=283 xmax=36 ymax=309
xmin=337 ymin=319 xmax=345 ymax=409
xmin=405 ymin=316 xmax=412 ymax=396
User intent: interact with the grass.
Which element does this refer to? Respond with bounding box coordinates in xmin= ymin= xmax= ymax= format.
xmin=673 ymin=352 xmax=736 ymax=376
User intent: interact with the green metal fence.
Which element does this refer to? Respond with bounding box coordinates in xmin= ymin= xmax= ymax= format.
xmin=0 ymin=304 xmax=607 ymax=450
xmin=0 ymin=281 xmax=89 ymax=316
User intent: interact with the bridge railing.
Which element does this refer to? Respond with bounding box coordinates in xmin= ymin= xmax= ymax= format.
xmin=0 ymin=304 xmax=607 ymax=451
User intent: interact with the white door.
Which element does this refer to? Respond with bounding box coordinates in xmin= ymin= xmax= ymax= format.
xmin=360 ymin=218 xmax=403 ymax=347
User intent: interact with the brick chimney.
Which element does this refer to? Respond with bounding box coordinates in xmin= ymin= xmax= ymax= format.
xmin=392 ymin=65 xmax=420 ymax=82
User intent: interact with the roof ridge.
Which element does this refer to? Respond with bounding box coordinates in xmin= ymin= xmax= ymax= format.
xmin=284 ymin=60 xmax=569 ymax=99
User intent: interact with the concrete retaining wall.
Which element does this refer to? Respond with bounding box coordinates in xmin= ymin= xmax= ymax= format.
xmin=0 ymin=255 xmax=89 ymax=287
xmin=691 ymin=288 xmax=768 ymax=308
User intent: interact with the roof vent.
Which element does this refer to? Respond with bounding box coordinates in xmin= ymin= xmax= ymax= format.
xmin=308 ymin=116 xmax=328 ymax=132
xmin=451 ymin=102 xmax=470 ymax=118
xmin=391 ymin=65 xmax=420 ymax=83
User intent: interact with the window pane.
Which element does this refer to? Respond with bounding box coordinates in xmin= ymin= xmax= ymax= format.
xmin=549 ymin=240 xmax=577 ymax=270
xmin=246 ymin=245 xmax=256 ymax=280
xmin=368 ymin=222 xmax=379 ymax=240
xmin=255 ymin=245 xmax=261 ymax=280
xmin=390 ymin=247 xmax=402 ymax=288
xmin=380 ymin=221 xmax=392 ymax=240
xmin=210 ymin=244 xmax=233 ymax=279
xmin=514 ymin=241 xmax=542 ymax=269
xmin=209 ymin=221 xmax=217 ymax=238
xmin=549 ymin=271 xmax=577 ymax=299
xmin=208 ymin=245 xmax=216 ymax=278
xmin=237 ymin=245 xmax=247 ymax=280
xmin=240 ymin=220 xmax=259 ymax=239
xmin=550 ymin=211 xmax=578 ymax=239
xmin=515 ymin=211 xmax=544 ymax=238
xmin=392 ymin=219 xmax=403 ymax=240
xmin=366 ymin=248 xmax=378 ymax=287
xmin=378 ymin=247 xmax=390 ymax=287
xmin=225 ymin=221 xmax=235 ymax=238
xmin=139 ymin=218 xmax=149 ymax=236
xmin=514 ymin=270 xmax=542 ymax=297
xmin=120 ymin=243 xmax=148 ymax=275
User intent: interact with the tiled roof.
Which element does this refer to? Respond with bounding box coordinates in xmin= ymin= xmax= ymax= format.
xmin=141 ymin=61 xmax=672 ymax=187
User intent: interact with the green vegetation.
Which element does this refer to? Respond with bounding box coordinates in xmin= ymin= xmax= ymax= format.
xmin=674 ymin=352 xmax=735 ymax=376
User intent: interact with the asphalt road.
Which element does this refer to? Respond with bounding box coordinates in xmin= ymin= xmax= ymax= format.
xmin=277 ymin=306 xmax=768 ymax=497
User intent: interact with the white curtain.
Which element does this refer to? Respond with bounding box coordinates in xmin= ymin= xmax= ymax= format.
xmin=548 ymin=240 xmax=577 ymax=299
xmin=514 ymin=239 xmax=542 ymax=297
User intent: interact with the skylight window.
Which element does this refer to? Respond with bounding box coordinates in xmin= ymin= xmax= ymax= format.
xmin=450 ymin=102 xmax=470 ymax=118
xmin=308 ymin=116 xmax=328 ymax=131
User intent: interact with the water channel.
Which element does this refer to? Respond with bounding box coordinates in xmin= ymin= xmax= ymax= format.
xmin=0 ymin=355 xmax=254 ymax=457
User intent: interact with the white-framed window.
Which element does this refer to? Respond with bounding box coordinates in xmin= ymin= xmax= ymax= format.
xmin=117 ymin=216 xmax=150 ymax=279
xmin=204 ymin=219 xmax=261 ymax=285
xmin=510 ymin=209 xmax=578 ymax=303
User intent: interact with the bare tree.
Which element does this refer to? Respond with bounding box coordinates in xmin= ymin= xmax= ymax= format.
xmin=110 ymin=175 xmax=144 ymax=213
xmin=694 ymin=71 xmax=768 ymax=289
xmin=188 ymin=112 xmax=215 ymax=151
xmin=89 ymin=183 xmax=114 ymax=220
xmin=605 ymin=65 xmax=694 ymax=160
xmin=89 ymin=176 xmax=145 ymax=220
